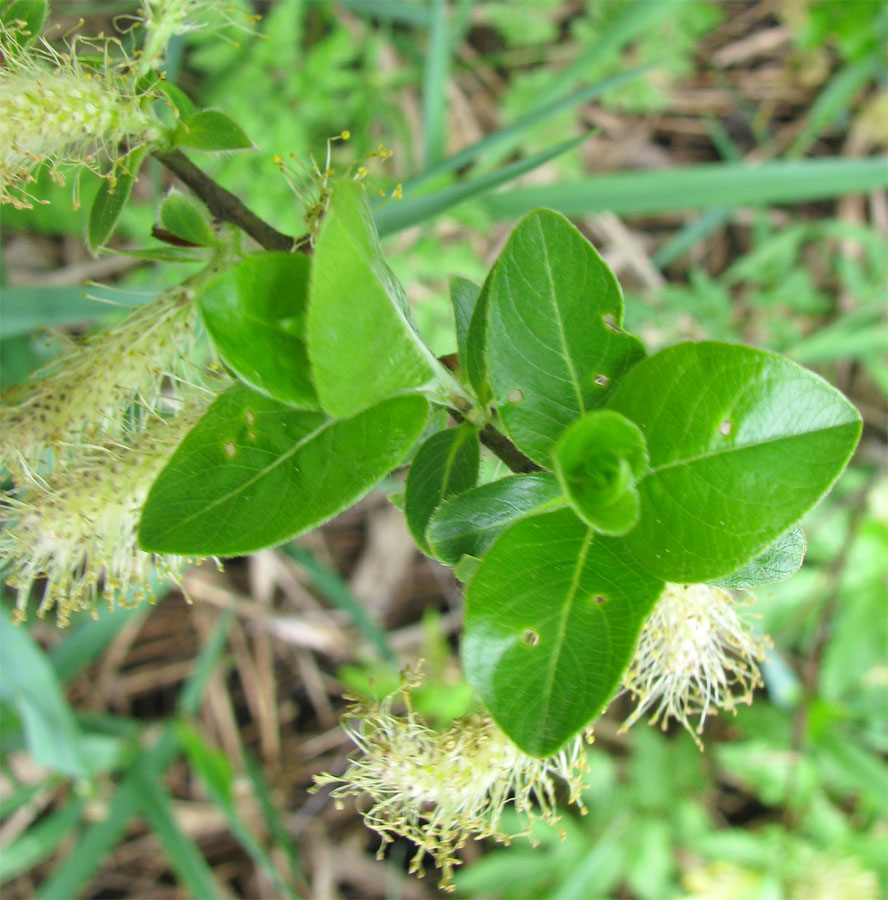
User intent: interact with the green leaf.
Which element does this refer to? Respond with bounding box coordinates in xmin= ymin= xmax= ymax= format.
xmin=198 ymin=253 xmax=318 ymax=407
xmin=138 ymin=383 xmax=429 ymax=556
xmin=0 ymin=0 xmax=47 ymax=50
xmin=427 ymin=472 xmax=562 ymax=565
xmin=712 ymin=526 xmax=807 ymax=589
xmin=0 ymin=614 xmax=87 ymax=778
xmin=553 ymin=410 xmax=649 ymax=536
xmin=87 ymin=145 xmax=148 ymax=253
xmin=482 ymin=209 xmax=645 ymax=465
xmin=462 ymin=508 xmax=663 ymax=756
xmin=0 ymin=800 xmax=84 ymax=883
xmin=159 ymin=189 xmax=218 ymax=247
xmin=404 ymin=424 xmax=480 ymax=554
xmin=454 ymin=554 xmax=482 ymax=583
xmin=449 ymin=276 xmax=481 ymax=374
xmin=465 ymin=274 xmax=492 ymax=404
xmin=173 ymin=109 xmax=253 ymax=151
xmin=307 ymin=179 xmax=448 ymax=416
xmin=607 ymin=341 xmax=862 ymax=582
xmin=155 ymin=81 xmax=196 ymax=120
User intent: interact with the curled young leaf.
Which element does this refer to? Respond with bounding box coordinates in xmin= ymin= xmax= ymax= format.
xmin=552 ymin=410 xmax=648 ymax=536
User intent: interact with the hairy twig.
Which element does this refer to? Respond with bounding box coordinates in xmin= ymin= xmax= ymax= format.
xmin=153 ymin=148 xmax=300 ymax=252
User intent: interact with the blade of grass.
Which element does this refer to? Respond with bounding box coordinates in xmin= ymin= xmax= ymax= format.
xmin=422 ymin=0 xmax=450 ymax=168
xmin=483 ymin=156 xmax=888 ymax=218
xmin=49 ymin=590 xmax=155 ymax=683
xmin=176 ymin=721 xmax=300 ymax=900
xmin=407 ymin=66 xmax=650 ymax=192
xmin=0 ymin=612 xmax=87 ymax=778
xmin=376 ymin=133 xmax=588 ymax=236
xmin=129 ymin=757 xmax=225 ymax=900
xmin=788 ymin=54 xmax=882 ymax=158
xmin=336 ymin=0 xmax=431 ymax=28
xmin=0 ymin=285 xmax=154 ymax=339
xmin=281 ymin=543 xmax=395 ymax=663
xmin=243 ymin=748 xmax=305 ymax=884
xmin=37 ymin=612 xmax=234 ymax=900
xmin=0 ymin=800 xmax=85 ymax=884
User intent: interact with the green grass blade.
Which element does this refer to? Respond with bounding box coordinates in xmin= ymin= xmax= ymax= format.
xmin=0 ymin=800 xmax=85 ymax=884
xmin=653 ymin=208 xmax=733 ymax=268
xmin=37 ymin=614 xmax=234 ymax=900
xmin=0 ymin=613 xmax=87 ymax=778
xmin=788 ymin=54 xmax=882 ymax=159
xmin=0 ymin=285 xmax=155 ymax=339
xmin=483 ymin=156 xmax=888 ymax=218
xmin=281 ymin=544 xmax=395 ymax=663
xmin=50 ymin=594 xmax=154 ymax=683
xmin=176 ymin=721 xmax=300 ymax=900
xmin=242 ymin=748 xmax=304 ymax=883
xmin=408 ymin=66 xmax=650 ymax=191
xmin=422 ymin=0 xmax=450 ymax=168
xmin=337 ymin=0 xmax=431 ymax=27
xmin=376 ymin=133 xmax=588 ymax=236
xmin=130 ymin=758 xmax=224 ymax=900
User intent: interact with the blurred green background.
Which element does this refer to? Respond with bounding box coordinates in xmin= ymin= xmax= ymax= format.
xmin=1 ymin=1 xmax=886 ymax=898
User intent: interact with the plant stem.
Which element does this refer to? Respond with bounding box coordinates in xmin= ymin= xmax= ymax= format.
xmin=153 ymin=149 xmax=301 ymax=252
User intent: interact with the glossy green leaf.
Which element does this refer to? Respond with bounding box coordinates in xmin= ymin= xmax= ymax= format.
xmin=712 ymin=526 xmax=806 ymax=589
xmin=463 ymin=508 xmax=663 ymax=756
xmin=87 ymin=145 xmax=148 ymax=253
xmin=427 ymin=472 xmax=562 ymax=565
xmin=307 ymin=179 xmax=449 ymax=417
xmin=607 ymin=341 xmax=862 ymax=582
xmin=483 ymin=209 xmax=645 ymax=465
xmin=405 ymin=424 xmax=480 ymax=554
xmin=465 ymin=275 xmax=492 ymax=405
xmin=159 ymin=189 xmax=217 ymax=247
xmin=449 ymin=276 xmax=481 ymax=374
xmin=138 ymin=384 xmax=429 ymax=556
xmin=0 ymin=0 xmax=47 ymax=50
xmin=173 ymin=109 xmax=253 ymax=151
xmin=553 ymin=410 xmax=648 ymax=536
xmin=198 ymin=253 xmax=317 ymax=407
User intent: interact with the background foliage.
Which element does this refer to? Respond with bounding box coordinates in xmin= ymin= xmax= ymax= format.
xmin=1 ymin=0 xmax=886 ymax=897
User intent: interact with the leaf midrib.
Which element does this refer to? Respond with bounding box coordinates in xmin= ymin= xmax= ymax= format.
xmin=162 ymin=416 xmax=329 ymax=532
xmin=537 ymin=527 xmax=593 ymax=745
xmin=647 ymin=419 xmax=857 ymax=479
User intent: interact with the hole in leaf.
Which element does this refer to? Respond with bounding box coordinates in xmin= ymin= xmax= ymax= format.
xmin=602 ymin=313 xmax=621 ymax=333
xmin=508 ymin=388 xmax=524 ymax=403
xmin=594 ymin=374 xmax=609 ymax=387
xmin=593 ymin=594 xmax=608 ymax=604
xmin=245 ymin=409 xmax=256 ymax=427
xmin=223 ymin=441 xmax=237 ymax=458
xmin=248 ymin=431 xmax=257 ymax=441
xmin=719 ymin=420 xmax=732 ymax=436
xmin=522 ymin=628 xmax=540 ymax=647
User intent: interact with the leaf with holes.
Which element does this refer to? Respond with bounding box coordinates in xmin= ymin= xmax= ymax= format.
xmin=606 ymin=341 xmax=861 ymax=582
xmin=138 ymin=384 xmax=429 ymax=556
xmin=427 ymin=472 xmax=563 ymax=565
xmin=405 ymin=424 xmax=480 ymax=555
xmin=307 ymin=180 xmax=452 ymax=418
xmin=481 ymin=209 xmax=645 ymax=465
xmin=462 ymin=508 xmax=663 ymax=756
xmin=198 ymin=253 xmax=317 ymax=408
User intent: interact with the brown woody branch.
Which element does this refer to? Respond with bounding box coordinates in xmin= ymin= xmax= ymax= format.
xmin=153 ymin=148 xmax=300 ymax=252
